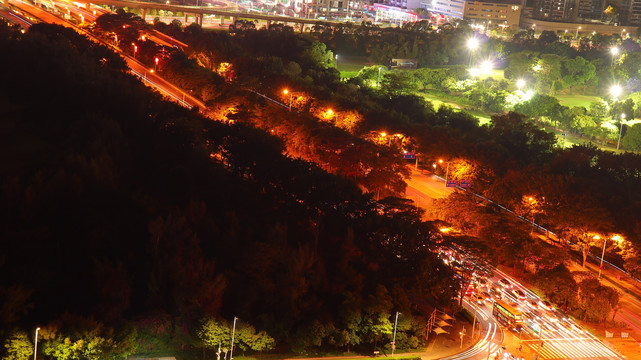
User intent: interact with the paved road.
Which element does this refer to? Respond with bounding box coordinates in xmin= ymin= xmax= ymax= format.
xmin=10 ymin=0 xmax=204 ymax=109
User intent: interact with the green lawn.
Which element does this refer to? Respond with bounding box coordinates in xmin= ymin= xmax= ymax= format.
xmin=339 ymin=70 xmax=360 ymax=79
xmin=555 ymin=94 xmax=602 ymax=108
xmin=336 ymin=55 xmax=375 ymax=73
xmin=420 ymin=92 xmax=492 ymax=125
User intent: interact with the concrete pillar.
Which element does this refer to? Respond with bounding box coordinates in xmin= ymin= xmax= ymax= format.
xmin=266 ymin=19 xmax=271 ymax=27
xmin=231 ymin=16 xmax=236 ymax=23
xmin=299 ymin=22 xmax=304 ymax=32
xmin=141 ymin=8 xmax=146 ymax=20
xmin=220 ymin=15 xmax=225 ymax=25
xmin=185 ymin=13 xmax=188 ymax=22
xmin=197 ymin=14 xmax=203 ymax=25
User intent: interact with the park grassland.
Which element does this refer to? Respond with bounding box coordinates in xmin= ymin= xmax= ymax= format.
xmin=338 ymin=58 xmax=636 ymax=152
xmin=555 ymin=94 xmax=602 ymax=108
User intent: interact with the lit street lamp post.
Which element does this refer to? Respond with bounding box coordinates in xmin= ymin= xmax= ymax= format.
xmin=611 ymin=46 xmax=619 ymax=66
xmin=438 ymin=159 xmax=449 ymax=196
xmin=377 ymin=66 xmax=382 ymax=88
xmin=467 ymin=37 xmax=479 ymax=67
xmin=391 ymin=311 xmax=400 ymax=356
xmin=610 ymin=85 xmax=623 ymax=150
xmin=575 ymin=26 xmax=581 ymax=38
xmin=516 ymin=79 xmax=525 ymax=92
xmin=599 ymin=235 xmax=621 ymax=279
xmin=230 ymin=317 xmax=238 ymax=360
xmin=617 ymin=113 xmax=625 ymax=150
xmin=283 ymin=89 xmax=293 ymax=111
xmin=155 ymin=57 xmax=159 ymax=71
xmin=33 ymin=327 xmax=40 ymax=360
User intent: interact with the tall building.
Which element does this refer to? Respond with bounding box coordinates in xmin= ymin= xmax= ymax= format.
xmin=622 ymin=0 xmax=641 ymax=24
xmin=533 ymin=0 xmax=576 ymax=20
xmin=420 ymin=0 xmax=522 ymax=29
xmin=464 ymin=0 xmax=522 ymax=30
xmin=420 ymin=0 xmax=465 ymax=18
xmin=567 ymin=0 xmax=604 ymax=20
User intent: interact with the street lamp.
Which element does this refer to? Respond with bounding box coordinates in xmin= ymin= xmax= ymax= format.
xmin=467 ymin=37 xmax=479 ymax=66
xmin=617 ymin=113 xmax=625 ymax=150
xmin=599 ymin=235 xmax=622 ymax=279
xmin=230 ymin=317 xmax=238 ymax=360
xmin=575 ymin=26 xmax=581 ymax=38
xmin=610 ymin=84 xmax=622 ymax=100
xmin=34 ymin=327 xmax=40 ymax=360
xmin=611 ymin=46 xmax=619 ymax=66
xmin=391 ymin=312 xmax=400 ymax=356
xmin=516 ymin=79 xmax=525 ymax=91
xmin=155 ymin=57 xmax=159 ymax=71
xmin=377 ymin=66 xmax=382 ymax=88
xmin=438 ymin=159 xmax=450 ymax=195
xmin=480 ymin=61 xmax=492 ymax=86
xmin=283 ymin=89 xmax=293 ymax=111
xmin=610 ymin=46 xmax=619 ymax=56
xmin=132 ymin=43 xmax=137 ymax=59
xmin=480 ymin=60 xmax=492 ymax=75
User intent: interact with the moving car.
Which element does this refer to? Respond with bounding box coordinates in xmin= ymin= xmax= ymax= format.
xmin=498 ymin=278 xmax=512 ymax=288
xmin=511 ymin=289 xmax=526 ymax=301
xmin=471 ymin=293 xmax=485 ymax=305
xmin=539 ymin=300 xmax=553 ymax=311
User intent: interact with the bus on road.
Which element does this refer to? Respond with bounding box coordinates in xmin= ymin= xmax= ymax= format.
xmin=492 ymin=299 xmax=523 ymax=331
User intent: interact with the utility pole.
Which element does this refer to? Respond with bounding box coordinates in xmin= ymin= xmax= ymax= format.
xmin=472 ymin=311 xmax=477 ymax=339
xmin=391 ymin=312 xmax=400 ymax=355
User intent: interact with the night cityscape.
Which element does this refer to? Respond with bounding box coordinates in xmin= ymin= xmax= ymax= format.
xmin=2 ymin=0 xmax=641 ymax=359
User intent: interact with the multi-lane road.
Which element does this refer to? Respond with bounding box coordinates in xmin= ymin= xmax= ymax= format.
xmin=6 ymin=0 xmax=203 ymax=109
xmin=439 ymin=245 xmax=625 ymax=360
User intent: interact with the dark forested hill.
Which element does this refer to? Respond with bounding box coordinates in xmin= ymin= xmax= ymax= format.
xmin=0 ymin=23 xmax=452 ymax=355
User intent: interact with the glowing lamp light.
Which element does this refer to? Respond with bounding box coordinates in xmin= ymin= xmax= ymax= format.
xmin=480 ymin=60 xmax=492 ymax=74
xmin=380 ymin=132 xmax=387 ymax=137
xmin=467 ymin=37 xmax=479 ymax=51
xmin=517 ymin=79 xmax=525 ymax=90
xmin=611 ymin=47 xmax=619 ymax=56
xmin=610 ymin=85 xmax=622 ymax=98
xmin=283 ymin=89 xmax=289 ymax=95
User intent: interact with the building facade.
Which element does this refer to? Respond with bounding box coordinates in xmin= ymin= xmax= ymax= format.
xmin=420 ymin=0 xmax=522 ymax=29
xmin=533 ymin=0 xmax=575 ymax=21
xmin=420 ymin=0 xmax=465 ymax=18
xmin=463 ymin=0 xmax=522 ymax=29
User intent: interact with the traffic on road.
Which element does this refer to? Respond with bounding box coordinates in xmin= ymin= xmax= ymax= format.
xmin=437 ymin=245 xmax=625 ymax=359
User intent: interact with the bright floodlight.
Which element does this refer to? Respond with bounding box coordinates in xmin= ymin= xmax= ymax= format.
xmin=517 ymin=79 xmax=525 ymax=90
xmin=481 ymin=60 xmax=492 ymax=74
xmin=610 ymin=85 xmax=622 ymax=98
xmin=467 ymin=38 xmax=479 ymax=50
xmin=611 ymin=47 xmax=619 ymax=55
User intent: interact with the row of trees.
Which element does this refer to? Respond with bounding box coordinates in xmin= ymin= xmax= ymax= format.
xmin=145 ymin=16 xmax=641 ymax=286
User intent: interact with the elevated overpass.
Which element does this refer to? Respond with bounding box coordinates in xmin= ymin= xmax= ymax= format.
xmin=68 ymin=0 xmax=332 ymax=30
